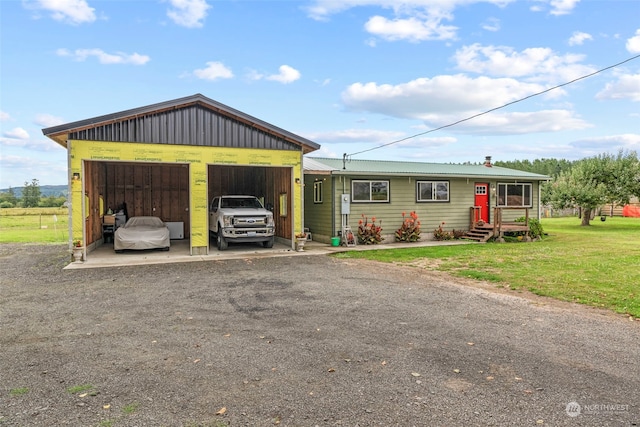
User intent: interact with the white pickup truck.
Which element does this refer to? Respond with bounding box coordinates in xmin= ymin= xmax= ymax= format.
xmin=209 ymin=195 xmax=275 ymax=250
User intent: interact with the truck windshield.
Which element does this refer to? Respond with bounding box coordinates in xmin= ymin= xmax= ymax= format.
xmin=221 ymin=197 xmax=263 ymax=209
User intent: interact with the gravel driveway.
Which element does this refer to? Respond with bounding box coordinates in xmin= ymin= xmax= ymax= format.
xmin=1 ymin=243 xmax=639 ymax=426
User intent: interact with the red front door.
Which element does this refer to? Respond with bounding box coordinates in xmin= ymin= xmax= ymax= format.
xmin=475 ymin=183 xmax=489 ymax=223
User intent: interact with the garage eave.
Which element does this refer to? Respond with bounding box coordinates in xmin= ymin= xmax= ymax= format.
xmin=41 ymin=94 xmax=321 ymax=154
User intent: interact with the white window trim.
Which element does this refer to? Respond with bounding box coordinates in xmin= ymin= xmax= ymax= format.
xmin=417 ymin=180 xmax=450 ymax=202
xmin=313 ymin=181 xmax=323 ymax=204
xmin=351 ymin=180 xmax=390 ymax=203
xmin=497 ymin=182 xmax=533 ymax=207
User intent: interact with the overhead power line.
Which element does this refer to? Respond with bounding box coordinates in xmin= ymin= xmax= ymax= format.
xmin=345 ymin=53 xmax=640 ymax=161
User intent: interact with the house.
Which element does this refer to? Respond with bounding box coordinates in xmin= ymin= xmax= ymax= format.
xmin=42 ymin=94 xmax=319 ymax=260
xmin=303 ymin=156 xmax=549 ymax=243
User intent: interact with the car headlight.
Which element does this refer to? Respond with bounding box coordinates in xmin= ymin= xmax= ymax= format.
xmin=266 ymin=215 xmax=274 ymax=227
xmin=222 ymin=215 xmax=233 ymax=227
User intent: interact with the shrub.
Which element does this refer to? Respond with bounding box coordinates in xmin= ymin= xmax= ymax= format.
xmin=358 ymin=214 xmax=383 ymax=244
xmin=395 ymin=211 xmax=421 ymax=242
xmin=433 ymin=222 xmax=454 ymax=240
xmin=452 ymin=229 xmax=466 ymax=239
xmin=515 ymin=216 xmax=544 ymax=239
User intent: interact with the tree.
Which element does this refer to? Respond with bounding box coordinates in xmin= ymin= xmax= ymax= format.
xmin=602 ymin=150 xmax=640 ymax=208
xmin=494 ymin=158 xmax=573 ymax=178
xmin=21 ymin=179 xmax=41 ymax=208
xmin=0 ymin=187 xmax=18 ymax=208
xmin=39 ymin=195 xmax=67 ymax=207
xmin=546 ymin=151 xmax=640 ymax=226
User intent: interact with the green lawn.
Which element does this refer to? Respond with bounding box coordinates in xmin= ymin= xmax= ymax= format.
xmin=333 ymin=217 xmax=640 ymax=318
xmin=0 ymin=208 xmax=69 ymax=243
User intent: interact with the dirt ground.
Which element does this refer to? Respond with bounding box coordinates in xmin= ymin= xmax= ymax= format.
xmin=1 ymin=243 xmax=639 ymax=427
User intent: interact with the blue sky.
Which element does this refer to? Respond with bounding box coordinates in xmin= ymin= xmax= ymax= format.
xmin=1 ymin=0 xmax=639 ymax=188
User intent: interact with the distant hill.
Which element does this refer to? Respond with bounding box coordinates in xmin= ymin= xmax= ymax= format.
xmin=0 ymin=185 xmax=68 ymax=199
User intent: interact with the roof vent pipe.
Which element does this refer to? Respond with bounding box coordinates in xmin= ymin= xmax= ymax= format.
xmin=484 ymin=156 xmax=492 ymax=167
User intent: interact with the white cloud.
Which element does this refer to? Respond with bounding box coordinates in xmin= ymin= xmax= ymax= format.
xmin=305 ymin=1 xmax=512 ymax=42
xmin=570 ymin=134 xmax=640 ymax=151
xmin=306 ymin=1 xmax=514 ymax=21
xmin=3 ymin=127 xmax=30 ymax=140
xmin=481 ymin=17 xmax=501 ymax=32
xmin=193 ymin=61 xmax=234 ymax=81
xmin=453 ymin=43 xmax=595 ymax=85
xmin=56 ymin=48 xmax=150 ymax=65
xmin=26 ymin=0 xmax=96 ymax=24
xmin=167 ymin=0 xmax=210 ymax=28
xmin=305 ymin=128 xmax=406 ymax=144
xmin=364 ymin=14 xmax=457 ymax=42
xmin=266 ymin=65 xmax=301 ymax=84
xmin=0 ymin=111 xmax=11 ymax=121
xmin=0 ymin=153 xmax=68 ymax=188
xmin=35 ymin=114 xmax=65 ymax=127
xmin=342 ymin=74 xmax=545 ymax=119
xmin=246 ymin=69 xmax=265 ymax=81
xmin=548 ymin=0 xmax=580 ymax=16
xmin=423 ymin=110 xmax=591 ymax=135
xmin=596 ymin=74 xmax=640 ymax=102
xmin=568 ymin=31 xmax=592 ymax=46
xmin=626 ymin=29 xmax=640 ymax=53
xmin=341 ymin=74 xmax=592 ymax=135
xmin=393 ymin=136 xmax=457 ymax=148
xmin=1 ymin=128 xmax=30 ymax=147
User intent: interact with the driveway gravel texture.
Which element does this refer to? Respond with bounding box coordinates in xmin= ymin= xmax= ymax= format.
xmin=1 ymin=243 xmax=639 ymax=427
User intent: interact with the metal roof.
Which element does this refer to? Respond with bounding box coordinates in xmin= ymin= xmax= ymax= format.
xmin=304 ymin=157 xmax=549 ymax=180
xmin=42 ymin=93 xmax=320 ymax=154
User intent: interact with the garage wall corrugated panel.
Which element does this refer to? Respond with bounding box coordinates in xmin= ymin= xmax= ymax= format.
xmin=68 ymin=105 xmax=300 ymax=151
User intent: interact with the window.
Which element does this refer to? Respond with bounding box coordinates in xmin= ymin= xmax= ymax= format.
xmin=497 ymin=183 xmax=532 ymax=207
xmin=417 ymin=181 xmax=449 ymax=202
xmin=313 ymin=181 xmax=323 ymax=204
xmin=352 ymin=180 xmax=389 ymax=202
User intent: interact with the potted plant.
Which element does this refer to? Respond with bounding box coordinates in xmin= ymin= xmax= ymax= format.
xmin=295 ymin=232 xmax=307 ymax=251
xmin=72 ymin=240 xmax=84 ymax=263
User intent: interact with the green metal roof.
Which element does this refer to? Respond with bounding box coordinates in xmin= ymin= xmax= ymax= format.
xmin=304 ymin=157 xmax=549 ymax=180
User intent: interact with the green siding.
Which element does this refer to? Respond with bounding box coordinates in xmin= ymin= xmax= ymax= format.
xmin=304 ymin=157 xmax=545 ymax=242
xmin=303 ymin=175 xmax=334 ymax=243
xmin=309 ymin=175 xmax=541 ymax=242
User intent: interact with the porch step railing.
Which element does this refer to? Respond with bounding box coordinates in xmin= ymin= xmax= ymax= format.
xmin=466 ymin=206 xmax=532 ymax=242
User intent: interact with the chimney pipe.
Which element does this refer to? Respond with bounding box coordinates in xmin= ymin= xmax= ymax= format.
xmin=484 ymin=156 xmax=492 ymax=167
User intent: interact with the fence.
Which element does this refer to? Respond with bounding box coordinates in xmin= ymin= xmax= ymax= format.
xmin=0 ymin=208 xmax=69 ymax=243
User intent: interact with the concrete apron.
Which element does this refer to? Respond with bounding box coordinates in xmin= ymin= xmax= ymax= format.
xmin=64 ymin=238 xmax=474 ymax=270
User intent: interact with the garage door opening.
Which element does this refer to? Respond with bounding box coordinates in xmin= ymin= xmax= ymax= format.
xmin=85 ymin=161 xmax=191 ymax=251
xmin=208 ymin=164 xmax=293 ymax=246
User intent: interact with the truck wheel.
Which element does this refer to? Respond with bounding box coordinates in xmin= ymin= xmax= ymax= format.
xmin=263 ymin=237 xmax=274 ymax=248
xmin=217 ymin=233 xmax=228 ymax=251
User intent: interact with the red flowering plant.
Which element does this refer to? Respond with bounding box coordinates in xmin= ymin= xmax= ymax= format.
xmin=357 ymin=214 xmax=383 ymax=244
xmin=395 ymin=211 xmax=421 ymax=242
xmin=433 ymin=221 xmax=454 ymax=241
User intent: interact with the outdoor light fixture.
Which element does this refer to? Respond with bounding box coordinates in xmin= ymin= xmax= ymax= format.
xmin=72 ymin=173 xmax=80 ymax=180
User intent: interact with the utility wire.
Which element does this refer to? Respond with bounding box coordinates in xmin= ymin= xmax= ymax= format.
xmin=345 ymin=53 xmax=640 ymax=160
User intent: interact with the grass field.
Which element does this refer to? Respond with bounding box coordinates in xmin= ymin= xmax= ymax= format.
xmin=0 ymin=207 xmax=69 ymax=243
xmin=333 ymin=217 xmax=640 ymax=318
